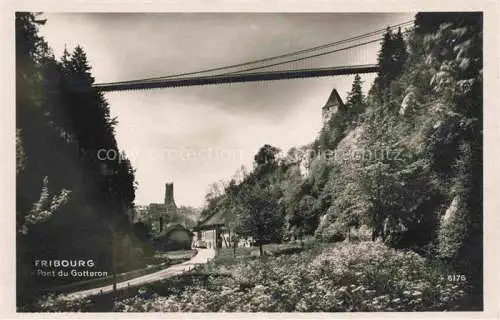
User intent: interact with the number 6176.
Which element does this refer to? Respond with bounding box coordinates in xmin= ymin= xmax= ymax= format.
xmin=447 ymin=274 xmax=466 ymax=281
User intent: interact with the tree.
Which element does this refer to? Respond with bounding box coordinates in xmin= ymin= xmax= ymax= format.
xmin=413 ymin=12 xmax=483 ymax=295
xmin=345 ymin=74 xmax=366 ymax=126
xmin=205 ymin=144 xmax=287 ymax=256
xmin=176 ymin=206 xmax=200 ymax=227
xmin=392 ymin=28 xmax=408 ymax=80
xmin=254 ymin=144 xmax=281 ymax=167
xmin=205 ymin=181 xmax=225 ymax=201
xmin=200 ymin=181 xmax=226 ymax=221
xmin=233 ymin=182 xmax=283 ymax=256
xmin=18 ymin=176 xmax=71 ymax=235
xmin=16 ymin=129 xmax=26 ymax=175
xmin=371 ymin=27 xmax=408 ymax=102
xmin=132 ymin=222 xmax=153 ymax=243
xmin=346 ymin=74 xmax=364 ymax=106
xmin=15 ymin=13 xmax=143 ymax=305
xmin=374 ymin=27 xmax=394 ymax=94
xmin=437 ymin=141 xmax=482 ymax=292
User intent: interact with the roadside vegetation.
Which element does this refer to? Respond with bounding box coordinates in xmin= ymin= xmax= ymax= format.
xmin=112 ymin=243 xmax=474 ymax=312
xmin=31 ymin=241 xmax=474 ymax=312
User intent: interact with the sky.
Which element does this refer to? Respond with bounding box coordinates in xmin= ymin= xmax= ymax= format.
xmin=39 ymin=12 xmax=415 ymax=208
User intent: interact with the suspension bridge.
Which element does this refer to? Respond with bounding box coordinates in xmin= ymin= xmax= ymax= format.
xmin=91 ymin=20 xmax=413 ymax=92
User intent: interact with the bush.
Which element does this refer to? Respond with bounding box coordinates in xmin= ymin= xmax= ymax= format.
xmin=110 ymin=242 xmax=474 ymax=312
xmin=316 ymin=220 xmax=346 ymax=243
xmin=347 ymin=225 xmax=372 ymax=242
xmin=270 ymin=247 xmax=304 ymax=256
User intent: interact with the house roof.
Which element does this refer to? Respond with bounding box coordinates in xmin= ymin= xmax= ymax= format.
xmin=154 ymin=223 xmax=194 ymax=239
xmin=193 ymin=210 xmax=226 ymax=231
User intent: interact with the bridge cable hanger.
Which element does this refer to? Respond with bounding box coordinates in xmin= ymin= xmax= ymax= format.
xmin=91 ymin=20 xmax=414 ymax=92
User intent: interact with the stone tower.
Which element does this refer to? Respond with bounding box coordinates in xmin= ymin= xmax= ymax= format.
xmin=164 ymin=182 xmax=176 ymax=206
xmin=322 ymin=88 xmax=345 ymax=124
xmin=145 ymin=182 xmax=178 ymax=235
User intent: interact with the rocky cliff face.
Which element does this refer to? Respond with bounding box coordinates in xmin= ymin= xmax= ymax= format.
xmin=312 ymin=14 xmax=482 ymax=263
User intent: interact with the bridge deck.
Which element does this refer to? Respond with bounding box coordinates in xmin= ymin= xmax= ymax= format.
xmin=92 ymin=64 xmax=379 ymax=92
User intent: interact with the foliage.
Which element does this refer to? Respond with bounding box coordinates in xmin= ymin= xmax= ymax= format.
xmin=345 ymin=74 xmax=366 ymax=126
xmin=16 ymin=12 xmax=146 ymax=306
xmin=200 ymin=12 xmax=482 ymax=307
xmin=315 ymin=218 xmax=346 ymax=243
xmin=232 ymin=182 xmax=284 ymax=255
xmin=18 ymin=176 xmax=71 ymax=235
xmin=371 ymin=27 xmax=408 ymax=102
xmin=254 ymin=144 xmax=281 ymax=167
xmin=106 ymin=242 xmax=473 ymax=312
xmin=16 ymin=129 xmax=27 ymax=175
xmin=176 ymin=206 xmax=201 ymax=227
xmin=314 ymin=13 xmax=482 ymax=263
xmin=406 ymin=13 xmax=482 ymax=293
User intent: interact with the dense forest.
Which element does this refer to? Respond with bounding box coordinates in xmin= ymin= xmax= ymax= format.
xmin=16 ymin=12 xmax=150 ymax=305
xmin=201 ymin=12 xmax=483 ymax=300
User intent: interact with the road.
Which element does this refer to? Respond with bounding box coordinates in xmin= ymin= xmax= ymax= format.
xmin=66 ymin=248 xmax=216 ymax=300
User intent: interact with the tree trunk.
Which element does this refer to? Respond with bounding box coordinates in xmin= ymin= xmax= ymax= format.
xmin=372 ymin=225 xmax=380 ymax=242
xmin=259 ymin=244 xmax=263 ymax=257
xmin=233 ymin=237 xmax=237 ymax=257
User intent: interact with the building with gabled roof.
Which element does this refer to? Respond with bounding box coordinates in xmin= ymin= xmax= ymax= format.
xmin=322 ymin=88 xmax=345 ymax=124
xmin=193 ymin=210 xmax=230 ymax=249
xmin=153 ymin=223 xmax=194 ymax=251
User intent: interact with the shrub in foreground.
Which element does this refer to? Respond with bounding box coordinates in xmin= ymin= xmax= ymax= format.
xmin=112 ymin=242 xmax=472 ymax=312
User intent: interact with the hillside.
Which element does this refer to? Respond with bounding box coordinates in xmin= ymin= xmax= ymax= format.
xmin=201 ymin=12 xmax=482 ymax=297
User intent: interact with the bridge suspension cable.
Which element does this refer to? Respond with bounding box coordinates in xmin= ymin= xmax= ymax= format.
xmin=92 ymin=65 xmax=379 ymax=91
xmin=104 ymin=20 xmax=413 ymax=84
xmin=92 ymin=20 xmax=414 ymax=91
xmin=218 ymin=28 xmax=412 ymax=75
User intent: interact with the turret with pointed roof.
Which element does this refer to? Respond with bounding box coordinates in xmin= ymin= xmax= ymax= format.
xmin=322 ymin=88 xmax=345 ymax=123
